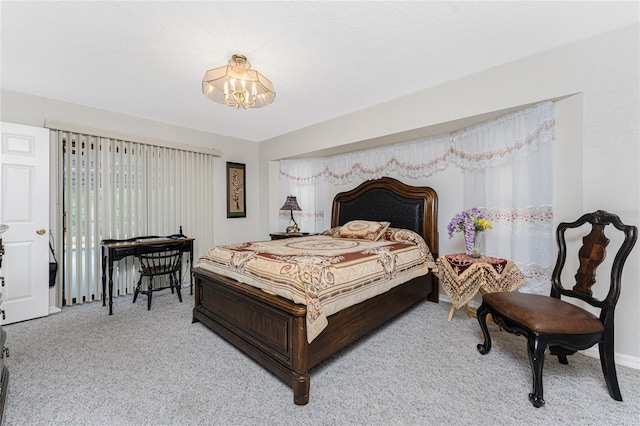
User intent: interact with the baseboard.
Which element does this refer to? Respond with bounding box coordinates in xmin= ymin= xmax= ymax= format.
xmin=438 ymin=295 xmax=640 ymax=370
xmin=581 ymin=347 xmax=640 ymax=370
xmin=49 ymin=306 xmax=61 ymax=314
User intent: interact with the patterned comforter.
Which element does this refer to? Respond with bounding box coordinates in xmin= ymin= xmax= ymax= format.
xmin=195 ymin=228 xmax=436 ymax=342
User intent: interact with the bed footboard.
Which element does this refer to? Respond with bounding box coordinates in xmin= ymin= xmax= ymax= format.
xmin=192 ymin=267 xmax=311 ymax=405
xmin=192 ymin=266 xmax=436 ymax=405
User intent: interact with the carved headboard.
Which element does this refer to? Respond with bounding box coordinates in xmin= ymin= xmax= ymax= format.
xmin=330 ymin=177 xmax=439 ymax=259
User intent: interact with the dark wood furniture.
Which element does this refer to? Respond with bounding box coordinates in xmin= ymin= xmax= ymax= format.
xmin=101 ymin=232 xmax=194 ymax=314
xmin=192 ymin=177 xmax=439 ymax=405
xmin=0 ymin=226 xmax=8 ymax=422
xmin=477 ymin=210 xmax=637 ymax=408
xmin=269 ymin=232 xmax=313 ymax=240
xmin=133 ymin=241 xmax=189 ymax=310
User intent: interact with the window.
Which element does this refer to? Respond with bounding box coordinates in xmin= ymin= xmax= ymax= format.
xmin=57 ymin=131 xmax=215 ymax=305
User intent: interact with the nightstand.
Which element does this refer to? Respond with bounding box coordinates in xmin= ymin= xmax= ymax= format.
xmin=269 ymin=232 xmax=314 ymax=240
xmin=436 ymin=253 xmax=526 ymax=321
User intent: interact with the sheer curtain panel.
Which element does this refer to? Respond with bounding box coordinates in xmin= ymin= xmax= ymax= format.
xmin=279 ymin=159 xmax=326 ymax=233
xmin=459 ymin=102 xmax=555 ymax=294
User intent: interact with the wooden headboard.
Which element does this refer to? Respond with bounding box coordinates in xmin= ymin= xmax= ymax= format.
xmin=330 ymin=177 xmax=439 ymax=259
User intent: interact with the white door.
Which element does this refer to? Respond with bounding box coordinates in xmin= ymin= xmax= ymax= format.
xmin=0 ymin=122 xmax=50 ymax=324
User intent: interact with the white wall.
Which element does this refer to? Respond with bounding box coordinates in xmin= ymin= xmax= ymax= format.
xmin=259 ymin=24 xmax=640 ymax=365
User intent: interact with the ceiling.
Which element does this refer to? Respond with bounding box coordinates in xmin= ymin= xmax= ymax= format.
xmin=1 ymin=1 xmax=638 ymax=143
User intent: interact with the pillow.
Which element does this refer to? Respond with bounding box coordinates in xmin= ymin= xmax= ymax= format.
xmin=386 ymin=227 xmax=428 ymax=250
xmin=320 ymin=227 xmax=341 ymax=237
xmin=385 ymin=227 xmax=435 ymax=268
xmin=336 ymin=220 xmax=390 ymax=242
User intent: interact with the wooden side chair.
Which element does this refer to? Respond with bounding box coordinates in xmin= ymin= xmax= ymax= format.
xmin=134 ymin=241 xmax=187 ymax=310
xmin=476 ymin=210 xmax=637 ymax=407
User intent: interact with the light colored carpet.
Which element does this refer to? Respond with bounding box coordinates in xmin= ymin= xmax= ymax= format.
xmin=3 ymin=290 xmax=640 ymax=425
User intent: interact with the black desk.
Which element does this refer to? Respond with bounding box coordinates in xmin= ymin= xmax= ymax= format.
xmin=101 ymin=234 xmax=194 ymax=314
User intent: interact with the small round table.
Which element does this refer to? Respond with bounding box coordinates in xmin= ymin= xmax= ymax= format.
xmin=436 ymin=253 xmax=526 ymax=321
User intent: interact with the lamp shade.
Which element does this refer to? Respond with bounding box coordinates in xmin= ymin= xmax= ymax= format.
xmin=280 ymin=196 xmax=301 ymax=211
xmin=202 ymin=54 xmax=276 ymax=109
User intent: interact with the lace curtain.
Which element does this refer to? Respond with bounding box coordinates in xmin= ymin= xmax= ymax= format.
xmin=458 ymin=103 xmax=554 ymax=294
xmin=280 ymin=102 xmax=555 ymax=289
xmin=279 ymin=159 xmax=326 ymax=232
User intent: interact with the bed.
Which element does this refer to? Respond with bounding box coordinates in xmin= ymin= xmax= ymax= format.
xmin=192 ymin=177 xmax=439 ymax=405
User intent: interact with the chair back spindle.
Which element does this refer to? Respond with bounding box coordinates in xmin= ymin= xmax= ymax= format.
xmin=553 ymin=210 xmax=637 ymax=308
xmin=573 ymin=223 xmax=609 ymax=297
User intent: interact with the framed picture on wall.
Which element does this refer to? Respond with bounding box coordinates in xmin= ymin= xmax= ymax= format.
xmin=226 ymin=162 xmax=246 ymax=218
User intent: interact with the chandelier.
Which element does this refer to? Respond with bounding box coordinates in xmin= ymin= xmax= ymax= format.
xmin=202 ymin=54 xmax=276 ymax=109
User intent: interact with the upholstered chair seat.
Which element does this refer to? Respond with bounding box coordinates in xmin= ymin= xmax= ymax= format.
xmin=482 ymin=292 xmax=604 ymax=335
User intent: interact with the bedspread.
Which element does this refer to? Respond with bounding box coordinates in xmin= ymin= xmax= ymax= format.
xmin=195 ymin=229 xmax=435 ymax=342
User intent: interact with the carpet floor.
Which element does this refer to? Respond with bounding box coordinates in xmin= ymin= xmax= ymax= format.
xmin=3 ymin=290 xmax=639 ymax=425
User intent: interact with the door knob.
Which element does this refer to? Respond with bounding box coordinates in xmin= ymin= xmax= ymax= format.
xmin=36 ymin=228 xmax=46 ymax=235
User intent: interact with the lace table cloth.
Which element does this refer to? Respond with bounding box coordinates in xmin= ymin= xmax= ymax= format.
xmin=437 ymin=253 xmax=526 ymax=309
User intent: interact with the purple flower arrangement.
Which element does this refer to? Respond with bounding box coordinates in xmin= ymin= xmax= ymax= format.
xmin=447 ymin=207 xmax=492 ymax=255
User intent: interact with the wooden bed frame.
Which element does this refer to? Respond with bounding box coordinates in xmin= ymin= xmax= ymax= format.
xmin=192 ymin=177 xmax=439 ymax=405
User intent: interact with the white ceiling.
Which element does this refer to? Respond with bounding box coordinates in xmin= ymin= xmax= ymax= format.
xmin=1 ymin=1 xmax=638 ymax=142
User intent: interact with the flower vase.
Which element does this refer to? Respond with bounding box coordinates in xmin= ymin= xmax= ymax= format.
xmin=469 ymin=232 xmax=484 ymax=258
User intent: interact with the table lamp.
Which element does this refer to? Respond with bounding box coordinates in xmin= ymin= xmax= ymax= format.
xmin=280 ymin=196 xmax=302 ymax=234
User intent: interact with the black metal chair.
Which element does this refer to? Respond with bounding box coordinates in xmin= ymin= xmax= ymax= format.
xmin=133 ymin=241 xmax=186 ymax=310
xmin=476 ymin=210 xmax=637 ymax=407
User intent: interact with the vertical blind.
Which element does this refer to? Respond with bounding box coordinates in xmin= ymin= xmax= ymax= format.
xmin=56 ymin=130 xmax=215 ymax=306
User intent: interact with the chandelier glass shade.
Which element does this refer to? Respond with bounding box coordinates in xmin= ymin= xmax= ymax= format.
xmin=202 ymin=54 xmax=276 ymax=109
